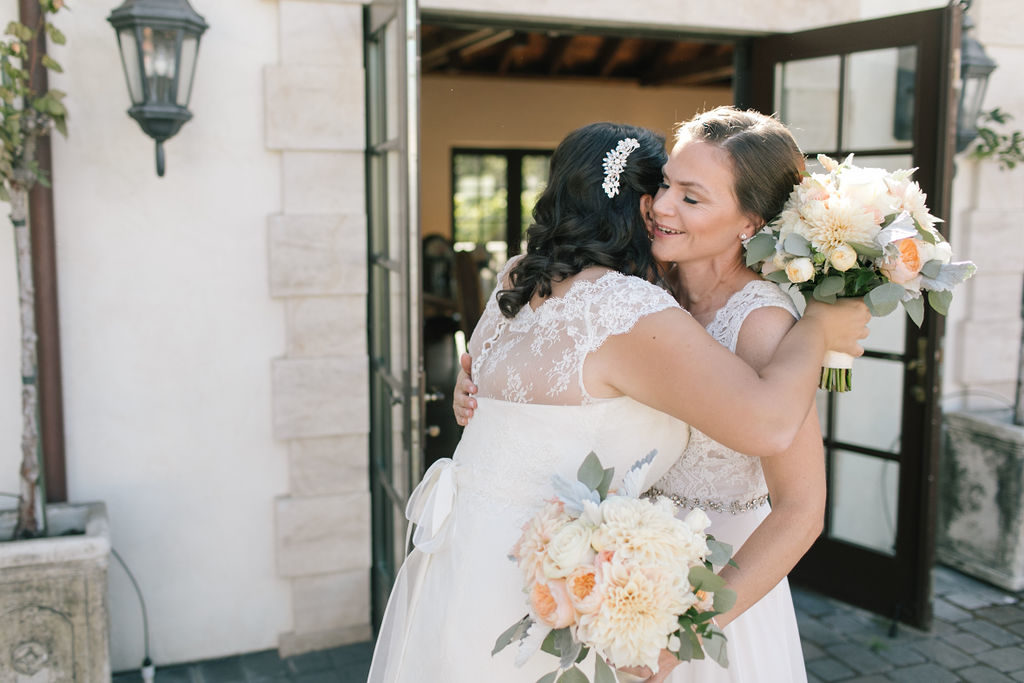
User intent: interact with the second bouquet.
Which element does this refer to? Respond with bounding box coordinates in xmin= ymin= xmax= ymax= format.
xmin=493 ymin=451 xmax=736 ymax=683
xmin=744 ymin=153 xmax=976 ymax=391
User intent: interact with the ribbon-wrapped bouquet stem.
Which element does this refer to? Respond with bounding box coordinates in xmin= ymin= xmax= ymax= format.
xmin=494 ymin=452 xmax=736 ymax=683
xmin=744 ymin=154 xmax=976 ymax=392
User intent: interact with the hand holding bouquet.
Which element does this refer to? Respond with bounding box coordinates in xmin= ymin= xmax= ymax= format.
xmin=493 ymin=452 xmax=736 ymax=683
xmin=744 ymin=153 xmax=976 ymax=391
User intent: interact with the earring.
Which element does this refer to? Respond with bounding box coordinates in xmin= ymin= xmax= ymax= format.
xmin=739 ymin=233 xmax=747 ymax=240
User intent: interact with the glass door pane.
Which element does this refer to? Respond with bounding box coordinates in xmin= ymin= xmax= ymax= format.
xmin=366 ymin=0 xmax=420 ymax=631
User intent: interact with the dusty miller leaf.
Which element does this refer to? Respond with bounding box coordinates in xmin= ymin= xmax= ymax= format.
xmin=493 ymin=614 xmax=532 ymax=655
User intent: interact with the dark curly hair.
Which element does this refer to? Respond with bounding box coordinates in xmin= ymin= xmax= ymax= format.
xmin=497 ymin=122 xmax=667 ymax=319
xmin=674 ymin=106 xmax=804 ymax=228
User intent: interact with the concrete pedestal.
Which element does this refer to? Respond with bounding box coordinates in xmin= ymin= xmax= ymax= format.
xmin=0 ymin=502 xmax=111 ymax=682
xmin=938 ymin=410 xmax=1024 ymax=591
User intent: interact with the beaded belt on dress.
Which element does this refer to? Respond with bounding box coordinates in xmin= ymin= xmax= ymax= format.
xmin=644 ymin=487 xmax=769 ymax=515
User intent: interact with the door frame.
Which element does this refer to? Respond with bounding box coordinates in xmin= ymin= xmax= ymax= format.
xmin=366 ymin=0 xmax=423 ymax=630
xmin=742 ymin=5 xmax=960 ymax=629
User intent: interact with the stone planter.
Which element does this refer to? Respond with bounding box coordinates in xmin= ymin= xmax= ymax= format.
xmin=0 ymin=502 xmax=111 ymax=682
xmin=937 ymin=410 xmax=1024 ymax=591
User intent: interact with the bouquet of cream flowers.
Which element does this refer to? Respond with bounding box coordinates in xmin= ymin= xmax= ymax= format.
xmin=493 ymin=452 xmax=735 ymax=683
xmin=744 ymin=153 xmax=976 ymax=391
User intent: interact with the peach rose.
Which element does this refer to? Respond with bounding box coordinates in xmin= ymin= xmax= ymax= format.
xmin=530 ymin=579 xmax=576 ymax=629
xmin=567 ymin=565 xmax=604 ymax=614
xmin=881 ymin=238 xmax=923 ymax=284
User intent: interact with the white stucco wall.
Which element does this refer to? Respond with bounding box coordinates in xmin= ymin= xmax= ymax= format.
xmin=0 ymin=0 xmax=291 ymax=671
xmin=942 ymin=0 xmax=1024 ymax=411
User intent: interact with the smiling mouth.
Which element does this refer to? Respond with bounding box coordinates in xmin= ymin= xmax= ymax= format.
xmin=654 ymin=224 xmax=684 ymax=236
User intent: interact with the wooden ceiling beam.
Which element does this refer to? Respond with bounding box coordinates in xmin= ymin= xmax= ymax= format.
xmin=422 ymin=28 xmax=498 ymax=70
xmin=642 ymin=48 xmax=735 ymax=86
xmin=546 ymin=35 xmax=574 ymax=75
xmin=595 ymin=37 xmax=625 ymax=78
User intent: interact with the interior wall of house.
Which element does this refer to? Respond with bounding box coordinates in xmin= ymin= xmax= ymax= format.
xmin=421 ymin=74 xmax=732 ymax=239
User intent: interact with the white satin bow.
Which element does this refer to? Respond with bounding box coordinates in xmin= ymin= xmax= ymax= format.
xmin=404 ymin=457 xmax=459 ymax=554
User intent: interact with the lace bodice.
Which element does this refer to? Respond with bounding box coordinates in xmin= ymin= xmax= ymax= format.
xmin=468 ymin=259 xmax=681 ymax=405
xmin=650 ymin=280 xmax=800 ymax=513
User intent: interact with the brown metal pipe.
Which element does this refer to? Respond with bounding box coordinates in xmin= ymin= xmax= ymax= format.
xmin=18 ymin=0 xmax=67 ymax=503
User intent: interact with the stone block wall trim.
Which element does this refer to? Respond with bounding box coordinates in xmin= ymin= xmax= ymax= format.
xmin=285 ymin=295 xmax=369 ymax=358
xmin=268 ymin=214 xmax=369 ymax=298
xmin=282 ymin=151 xmax=367 ymax=215
xmin=275 ymin=492 xmax=371 ymax=578
xmin=291 ymin=569 xmax=371 ymax=634
xmin=280 ymin=1 xmax=364 ymax=68
xmin=264 ymin=65 xmax=366 ymax=151
xmin=289 ymin=434 xmax=371 ymax=497
xmin=267 ymin=0 xmax=374 ymax=657
xmin=278 ymin=623 xmax=374 ymax=659
xmin=272 ymin=357 xmax=370 ymax=439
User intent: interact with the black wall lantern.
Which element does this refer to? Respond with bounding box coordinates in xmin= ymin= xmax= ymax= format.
xmin=108 ymin=0 xmax=208 ymax=176
xmin=956 ymin=0 xmax=997 ymax=153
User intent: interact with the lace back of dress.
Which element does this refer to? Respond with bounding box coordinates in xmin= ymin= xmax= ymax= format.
xmin=467 ymin=264 xmax=679 ymax=406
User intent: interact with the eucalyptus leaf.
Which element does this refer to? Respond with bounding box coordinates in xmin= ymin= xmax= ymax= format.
xmin=493 ymin=614 xmax=532 ymax=655
xmin=903 ymin=296 xmax=925 ymax=327
xmin=537 ymin=672 xmax=558 ymax=683
xmin=557 ymin=666 xmax=589 ymax=683
xmin=577 ymin=451 xmax=604 ymax=490
xmin=703 ymin=628 xmax=730 ymax=668
xmin=541 ymin=629 xmax=560 ymax=657
xmin=865 ymin=283 xmax=905 ymax=317
xmin=915 ymin=219 xmax=938 ymax=244
xmin=597 ymin=467 xmax=614 ymax=500
xmin=764 ymin=269 xmax=791 ymax=284
xmin=783 ymin=233 xmax=812 ymax=257
xmin=815 ymin=276 xmax=846 ymax=298
xmin=713 ymin=587 xmax=738 ymax=613
xmin=706 ymin=537 xmax=733 ymax=568
xmin=689 ymin=565 xmax=727 ymax=592
xmin=744 ymin=233 xmax=776 ymax=266
xmin=594 ymin=655 xmax=617 ymax=683
xmin=929 ymin=289 xmax=953 ymax=316
xmin=679 ymin=627 xmax=704 ymax=661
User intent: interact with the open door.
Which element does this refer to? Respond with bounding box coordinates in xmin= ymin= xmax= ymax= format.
xmin=365 ymin=0 xmax=422 ymax=630
xmin=743 ymin=5 xmax=960 ymax=629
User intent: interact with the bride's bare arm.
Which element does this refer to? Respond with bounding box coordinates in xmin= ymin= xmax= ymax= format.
xmin=586 ymin=298 xmax=868 ymax=457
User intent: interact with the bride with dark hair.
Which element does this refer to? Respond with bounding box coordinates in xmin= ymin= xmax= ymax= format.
xmin=368 ymin=121 xmax=869 ymax=682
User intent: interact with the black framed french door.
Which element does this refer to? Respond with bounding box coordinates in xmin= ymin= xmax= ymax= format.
xmin=744 ymin=5 xmax=960 ymax=629
xmin=366 ymin=0 xmax=422 ymax=630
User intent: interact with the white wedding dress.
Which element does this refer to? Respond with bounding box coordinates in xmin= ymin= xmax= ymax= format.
xmin=649 ymin=280 xmax=808 ymax=683
xmin=367 ymin=265 xmax=691 ymax=683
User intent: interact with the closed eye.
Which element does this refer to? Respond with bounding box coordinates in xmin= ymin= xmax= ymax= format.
xmin=658 ymin=182 xmax=670 ymax=190
xmin=683 ymin=196 xmax=698 ymax=205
